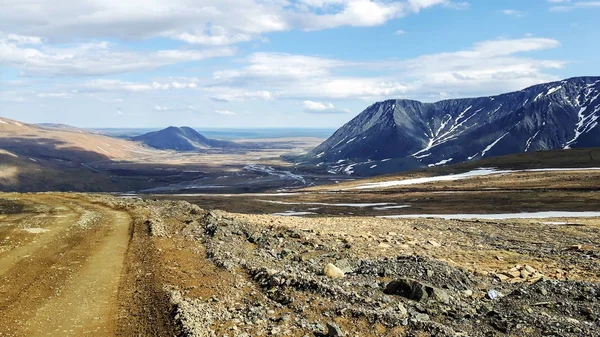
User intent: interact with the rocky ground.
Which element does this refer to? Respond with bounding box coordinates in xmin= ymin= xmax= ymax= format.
xmin=1 ymin=193 xmax=599 ymax=336
xmin=108 ymin=196 xmax=600 ymax=336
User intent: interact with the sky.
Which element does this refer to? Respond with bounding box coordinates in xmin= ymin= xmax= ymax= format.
xmin=0 ymin=0 xmax=599 ymax=128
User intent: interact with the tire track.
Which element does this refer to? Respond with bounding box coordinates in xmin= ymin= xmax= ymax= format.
xmin=0 ymin=195 xmax=131 ymax=336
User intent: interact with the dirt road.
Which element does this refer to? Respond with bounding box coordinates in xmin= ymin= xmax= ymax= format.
xmin=0 ymin=194 xmax=131 ymax=336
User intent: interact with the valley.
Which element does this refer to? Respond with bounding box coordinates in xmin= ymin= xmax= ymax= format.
xmin=147 ymin=161 xmax=600 ymax=217
xmin=4 ymin=0 xmax=600 ymax=334
xmin=0 ymin=117 xmax=335 ymax=193
xmin=2 ymin=79 xmax=600 ymax=336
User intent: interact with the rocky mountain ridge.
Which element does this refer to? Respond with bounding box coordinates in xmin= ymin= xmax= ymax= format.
xmin=300 ymin=77 xmax=600 ymax=175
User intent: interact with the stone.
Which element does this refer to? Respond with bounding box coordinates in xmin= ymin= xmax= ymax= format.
xmin=326 ymin=322 xmax=345 ymax=337
xmin=524 ymin=265 xmax=536 ymax=273
xmin=324 ymin=263 xmax=344 ymax=279
xmin=462 ymin=289 xmax=473 ymax=298
xmin=529 ymin=273 xmax=544 ymax=283
xmin=335 ymin=259 xmax=354 ymax=274
xmin=396 ymin=303 xmax=408 ymax=317
xmin=428 ymin=287 xmax=450 ymax=304
xmin=383 ymin=278 xmax=449 ymax=304
xmin=495 ymin=273 xmax=510 ymax=281
xmin=475 ymin=270 xmax=490 ymax=276
xmin=486 ymin=289 xmax=504 ymax=300
xmin=414 ymin=313 xmax=430 ymax=322
xmin=247 ymin=232 xmax=262 ymax=244
xmin=428 ymin=240 xmax=441 ymax=247
xmin=378 ymin=242 xmax=391 ymax=249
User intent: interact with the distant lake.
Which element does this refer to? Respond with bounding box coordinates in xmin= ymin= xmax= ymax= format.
xmin=92 ymin=128 xmax=335 ymax=140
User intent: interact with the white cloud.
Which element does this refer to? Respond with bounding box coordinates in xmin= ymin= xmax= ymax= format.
xmin=0 ymin=0 xmax=459 ymax=46
xmin=303 ymin=100 xmax=349 ymax=114
xmin=470 ymin=37 xmax=559 ymax=56
xmin=303 ymin=100 xmax=335 ymax=111
xmin=0 ymin=34 xmax=236 ymax=76
xmin=394 ymin=29 xmax=406 ymax=35
xmin=549 ymin=0 xmax=600 ymax=11
xmin=37 ymin=92 xmax=72 ymax=98
xmin=208 ymin=89 xmax=274 ymax=102
xmin=1 ymin=33 xmax=43 ymax=45
xmin=206 ymin=37 xmax=564 ymax=101
xmin=154 ymin=105 xmax=170 ymax=111
xmin=3 ymin=37 xmax=566 ymax=113
xmin=396 ymin=38 xmax=564 ymax=96
xmin=215 ymin=109 xmax=236 ymax=115
xmin=79 ymin=79 xmax=200 ymax=92
xmin=171 ymin=81 xmax=198 ymax=89
xmin=501 ymin=9 xmax=525 ymax=17
xmin=153 ymin=104 xmax=198 ymax=112
xmin=213 ymin=53 xmax=345 ymax=82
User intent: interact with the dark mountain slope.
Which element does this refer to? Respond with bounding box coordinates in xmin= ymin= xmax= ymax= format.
xmin=298 ymin=77 xmax=600 ymax=175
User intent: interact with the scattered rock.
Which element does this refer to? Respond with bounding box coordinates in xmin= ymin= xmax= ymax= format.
xmin=335 ymin=259 xmax=354 ymax=274
xmin=396 ymin=303 xmax=408 ymax=317
xmin=326 ymin=322 xmax=345 ymax=337
xmin=486 ymin=289 xmax=504 ymax=300
xmin=495 ymin=273 xmax=510 ymax=281
xmin=324 ymin=263 xmax=344 ymax=279
xmin=428 ymin=240 xmax=441 ymax=247
xmin=428 ymin=286 xmax=450 ymax=304
xmin=414 ymin=313 xmax=430 ymax=322
xmin=117 ymin=196 xmax=600 ymax=337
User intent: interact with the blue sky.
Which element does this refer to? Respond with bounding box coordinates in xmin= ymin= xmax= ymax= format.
xmin=1 ymin=0 xmax=599 ymax=128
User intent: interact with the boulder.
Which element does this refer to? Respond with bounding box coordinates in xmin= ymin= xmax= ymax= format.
xmin=324 ymin=263 xmax=344 ymax=279
xmin=383 ymin=278 xmax=450 ymax=304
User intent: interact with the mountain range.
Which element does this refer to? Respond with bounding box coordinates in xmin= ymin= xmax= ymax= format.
xmin=298 ymin=76 xmax=600 ymax=175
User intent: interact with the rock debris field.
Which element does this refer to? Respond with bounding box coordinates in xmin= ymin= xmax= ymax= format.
xmin=0 ymin=193 xmax=599 ymax=336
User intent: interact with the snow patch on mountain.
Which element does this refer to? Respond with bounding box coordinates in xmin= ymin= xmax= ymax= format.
xmin=428 ymin=158 xmax=453 ymax=167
